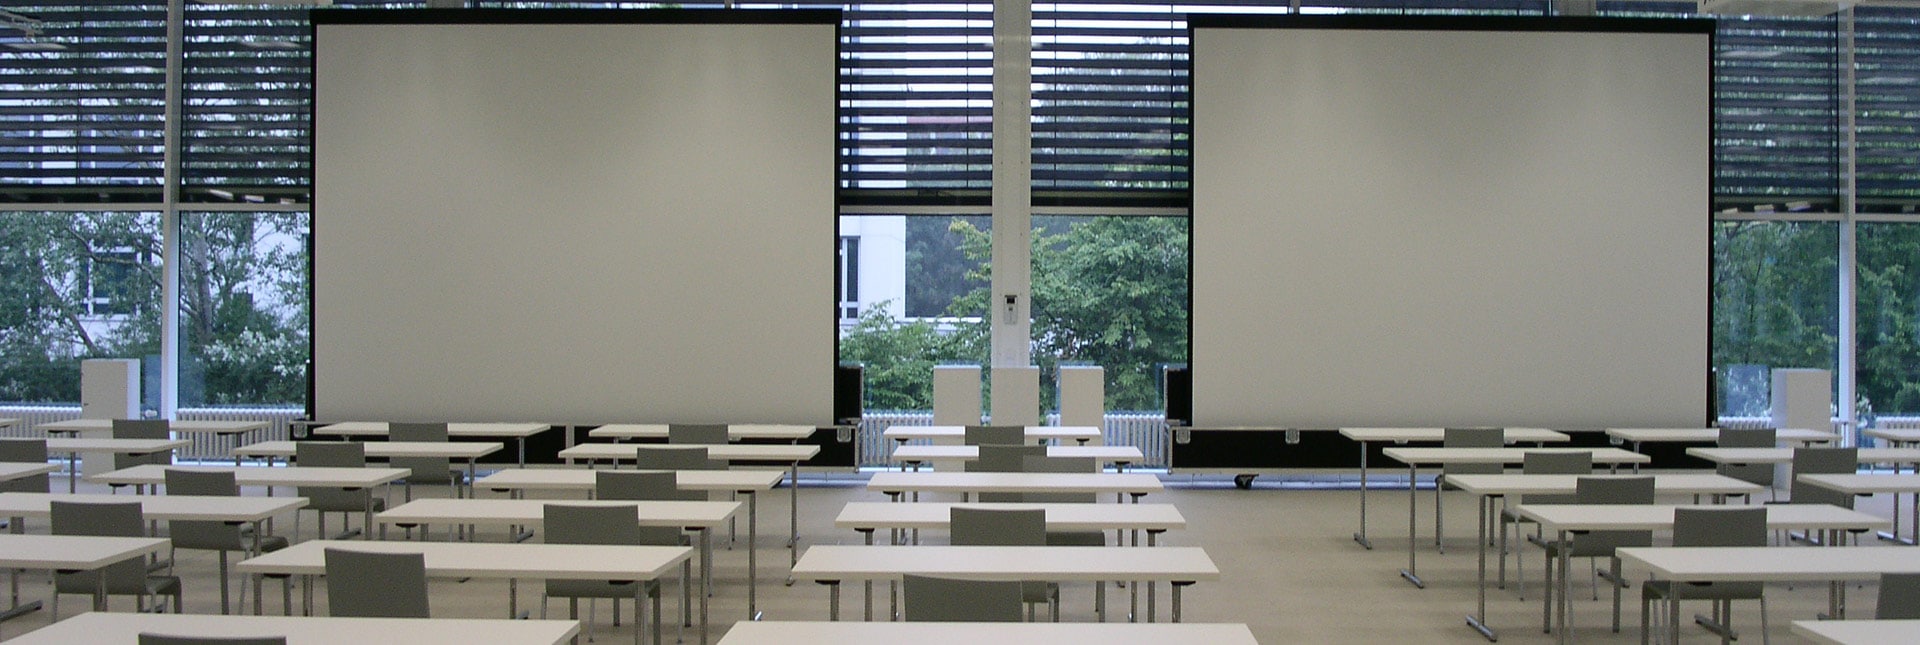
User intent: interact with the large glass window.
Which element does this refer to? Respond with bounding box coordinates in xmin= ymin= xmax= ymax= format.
xmin=1031 ymin=215 xmax=1188 ymax=412
xmin=0 ymin=211 xmax=162 ymax=405
xmin=176 ymin=211 xmax=308 ymax=408
xmin=1712 ymin=220 xmax=1838 ymax=417
xmin=1857 ymin=222 xmax=1920 ymax=418
xmin=837 ymin=214 xmax=989 ymax=412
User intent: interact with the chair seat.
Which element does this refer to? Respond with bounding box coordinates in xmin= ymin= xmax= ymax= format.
xmin=1642 ymin=579 xmax=1764 ymax=602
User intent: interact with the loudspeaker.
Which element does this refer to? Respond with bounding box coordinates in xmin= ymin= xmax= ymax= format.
xmin=834 ymin=364 xmax=864 ymax=424
xmin=1164 ymin=365 xmax=1191 ymax=426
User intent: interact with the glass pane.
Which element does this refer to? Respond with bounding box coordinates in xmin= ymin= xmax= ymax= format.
xmin=0 ymin=211 xmax=163 ymax=406
xmin=1031 ymin=215 xmax=1189 ymax=413
xmin=1712 ymin=220 xmax=1837 ymax=418
xmin=837 ymin=214 xmax=989 ymax=412
xmin=1857 ymin=222 xmax=1920 ymax=420
xmin=176 ymin=211 xmax=309 ymax=408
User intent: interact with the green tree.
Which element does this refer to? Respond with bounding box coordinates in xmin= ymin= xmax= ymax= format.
xmin=1712 ymin=221 xmax=1838 ymax=416
xmin=838 ymin=303 xmax=985 ymax=411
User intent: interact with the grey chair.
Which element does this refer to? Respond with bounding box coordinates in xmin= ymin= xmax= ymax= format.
xmin=597 ymin=470 xmax=699 ymax=502
xmin=1022 ymin=456 xmax=1106 ymax=547
xmin=0 ymin=438 xmax=49 ymax=494
xmin=323 ymin=548 xmax=428 ymax=618
xmin=49 ymin=500 xmax=182 ymax=619
xmin=164 ymin=468 xmax=290 ymax=615
xmin=1542 ymin=476 xmax=1655 ymax=634
xmin=1787 ymin=447 xmax=1857 ymax=508
xmin=109 ymin=420 xmax=174 ymax=493
xmin=139 ymin=635 xmax=287 ymax=645
xmin=950 ymin=507 xmax=1056 ymax=620
xmin=1716 ymin=428 xmax=1777 ymax=500
xmin=541 ymin=504 xmax=674 ymax=644
xmin=1437 ymin=427 xmax=1505 ymax=550
xmin=632 ymin=445 xmax=722 ymax=471
xmin=1504 ymin=450 xmax=1592 ymax=596
xmin=294 ymin=442 xmax=386 ymax=540
xmin=666 ymin=424 xmax=729 ymax=445
xmin=1876 ymin=572 xmax=1920 ymax=619
xmin=968 ymin=444 xmax=1045 ymax=503
xmin=1641 ymin=506 xmax=1769 ymax=645
xmin=901 ymin=574 xmax=1023 ymax=622
xmin=390 ymin=422 xmax=463 ymax=501
xmin=964 ymin=425 xmax=1026 ymax=447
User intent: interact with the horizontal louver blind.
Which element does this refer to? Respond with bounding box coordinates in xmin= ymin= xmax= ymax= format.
xmin=0 ymin=3 xmax=165 ymax=204
xmin=840 ymin=1 xmax=993 ymax=205
xmin=180 ymin=3 xmax=315 ymax=204
xmin=1713 ymin=13 xmax=1841 ymax=212
xmin=1854 ymin=6 xmax=1920 ymax=213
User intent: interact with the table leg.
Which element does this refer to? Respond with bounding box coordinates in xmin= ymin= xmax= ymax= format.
xmin=1171 ymin=582 xmax=1185 ymax=622
xmin=1557 ymin=529 xmax=1571 ymax=645
xmin=1401 ymin=464 xmax=1424 ymax=588
xmin=1354 ymin=440 xmax=1372 ymax=549
xmin=66 ymin=452 xmax=77 ymax=494
xmin=699 ymin=530 xmax=710 ymax=642
xmin=830 ymin=582 xmax=841 ymax=621
xmin=861 ymin=530 xmax=874 ymax=621
xmin=1466 ymin=493 xmax=1496 ymax=641
xmin=745 ymin=490 xmax=758 ymax=619
xmin=789 ymin=463 xmax=800 ymax=565
xmin=1096 ymin=581 xmax=1105 ymax=622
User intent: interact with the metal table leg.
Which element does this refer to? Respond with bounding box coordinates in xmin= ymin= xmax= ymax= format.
xmin=1354 ymin=440 xmax=1372 ymax=549
xmin=1400 ymin=463 xmax=1424 ymax=588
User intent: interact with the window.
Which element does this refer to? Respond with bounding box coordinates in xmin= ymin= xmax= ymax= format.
xmin=82 ymin=244 xmax=141 ymax=317
xmin=1712 ymin=220 xmax=1838 ymax=417
xmin=838 ymin=235 xmax=860 ymax=320
xmin=176 ymin=211 xmax=309 ymax=408
xmin=0 ymin=211 xmax=161 ymax=404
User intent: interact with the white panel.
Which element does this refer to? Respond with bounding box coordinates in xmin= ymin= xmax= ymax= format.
xmin=313 ymin=20 xmax=836 ymax=424
xmin=1058 ymin=366 xmax=1105 ymax=431
xmin=933 ymin=366 xmax=984 ymax=426
xmin=990 ymin=366 xmax=1041 ymax=426
xmin=1191 ymin=24 xmax=1709 ymax=428
xmin=80 ymin=359 xmax=139 ymax=420
xmin=1770 ymin=369 xmax=1832 ymax=431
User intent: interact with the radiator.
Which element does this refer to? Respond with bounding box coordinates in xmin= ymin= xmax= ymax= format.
xmin=0 ymin=405 xmax=302 ymax=462
xmin=855 ymin=410 xmax=1170 ymax=469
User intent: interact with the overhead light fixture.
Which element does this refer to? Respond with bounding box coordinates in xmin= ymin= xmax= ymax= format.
xmin=1697 ymin=0 xmax=1852 ymax=16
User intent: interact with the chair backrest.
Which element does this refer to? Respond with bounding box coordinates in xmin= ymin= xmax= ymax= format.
xmin=1520 ymin=451 xmax=1591 ymax=504
xmin=596 ymin=470 xmax=700 ymax=502
xmin=963 ymin=425 xmax=1025 ymax=447
xmin=901 ymin=574 xmax=1023 ymax=622
xmin=667 ymin=424 xmax=729 ymax=444
xmin=112 ymin=419 xmax=173 ymax=469
xmin=542 ymin=503 xmax=679 ymax=547
xmin=1716 ymin=428 xmax=1778 ymax=487
xmin=1673 ymin=506 xmax=1767 ymax=547
xmin=632 ymin=445 xmax=721 ymax=470
xmin=967 ymin=444 xmax=1045 ymax=473
xmin=1021 ymin=455 xmax=1098 ymax=504
xmin=950 ymin=507 xmax=1044 ymax=546
xmin=163 ymin=468 xmax=244 ymax=549
xmin=51 ymin=499 xmax=144 ymax=537
xmin=1442 ymin=427 xmax=1504 ymax=476
xmin=388 ymin=422 xmax=453 ymax=483
xmin=1791 ymin=446 xmax=1859 ymax=507
xmin=139 ymin=634 xmax=288 ymax=645
xmin=1569 ymin=476 xmax=1656 ymax=555
xmin=165 ymin=468 xmax=239 ymax=496
xmin=324 ymin=548 xmax=429 ymax=618
xmin=294 ymin=442 xmax=369 ymax=511
xmin=1878 ymin=572 xmax=1920 ymax=620
xmin=0 ymin=438 xmax=49 ymax=493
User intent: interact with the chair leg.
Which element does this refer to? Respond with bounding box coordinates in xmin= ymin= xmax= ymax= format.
xmin=1542 ymin=548 xmax=1554 ymax=633
xmin=1641 ymin=590 xmax=1653 ymax=645
xmin=1759 ymin=593 xmax=1770 ymax=645
xmin=1612 ymin=557 xmax=1625 ymax=632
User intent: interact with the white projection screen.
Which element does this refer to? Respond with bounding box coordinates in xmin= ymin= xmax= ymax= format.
xmin=311 ymin=11 xmax=839 ymax=424
xmin=1190 ymin=16 xmax=1712 ymax=429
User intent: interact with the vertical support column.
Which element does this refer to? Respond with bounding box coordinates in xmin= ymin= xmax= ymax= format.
xmin=160 ymin=0 xmax=184 ymax=420
xmin=1838 ymin=7 xmax=1859 ymax=447
xmin=990 ymin=0 xmax=1033 ymax=372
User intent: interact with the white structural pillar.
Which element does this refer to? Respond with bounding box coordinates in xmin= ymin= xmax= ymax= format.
xmin=990 ymin=366 xmax=1041 ymax=426
xmin=932 ymin=365 xmax=984 ymax=426
xmin=989 ymin=0 xmax=1033 ymax=370
xmin=160 ymin=0 xmax=183 ymax=419
xmin=1057 ymin=365 xmax=1105 ymax=431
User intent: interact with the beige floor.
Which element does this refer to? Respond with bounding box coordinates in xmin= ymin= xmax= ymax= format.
xmin=0 ymin=470 xmax=1904 ymax=643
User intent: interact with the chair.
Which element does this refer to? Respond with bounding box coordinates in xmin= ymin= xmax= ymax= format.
xmin=901 ymin=574 xmax=1023 ymax=622
xmin=1504 ymin=451 xmax=1592 ymax=596
xmin=950 ymin=507 xmax=1056 ymax=620
xmin=110 ymin=420 xmax=174 ymax=493
xmin=1542 ymin=476 xmax=1654 ymax=634
xmin=964 ymin=425 xmax=1026 ymax=447
xmin=597 ymin=470 xmax=699 ymax=502
xmin=1876 ymin=572 xmax=1920 ymax=619
xmin=541 ymin=504 xmax=674 ymax=643
xmin=1716 ymin=428 xmax=1777 ymax=501
xmin=139 ymin=635 xmax=287 ymax=645
xmin=389 ymin=422 xmax=463 ymax=501
xmin=1787 ymin=447 xmax=1857 ymax=508
xmin=1641 ymin=507 xmax=1769 ymax=645
xmin=666 ymin=424 xmax=729 ymax=445
xmin=1436 ymin=427 xmax=1504 ymax=551
xmin=49 ymin=500 xmax=182 ymax=619
xmin=968 ymin=444 xmax=1044 ymax=503
xmin=163 ymin=468 xmax=289 ymax=615
xmin=0 ymin=438 xmax=49 ymax=494
xmin=294 ymin=442 xmax=386 ymax=540
xmin=1022 ymin=456 xmax=1106 ymax=547
xmin=631 ymin=445 xmax=721 ymax=471
xmin=323 ymin=548 xmax=428 ymax=618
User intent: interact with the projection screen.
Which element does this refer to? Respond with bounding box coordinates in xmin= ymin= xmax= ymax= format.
xmin=1190 ymin=16 xmax=1711 ymax=429
xmin=311 ymin=11 xmax=839 ymax=424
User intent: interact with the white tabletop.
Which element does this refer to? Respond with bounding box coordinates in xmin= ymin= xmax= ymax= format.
xmin=890 ymin=445 xmax=1144 ymax=463
xmin=1619 ymin=545 xmax=1920 ymax=583
xmin=45 ymin=437 xmax=189 ymax=453
xmin=589 ymin=424 xmax=816 ymax=441
xmin=1685 ymin=446 xmax=1920 ymax=465
xmin=1791 ymin=619 xmax=1920 ymax=645
xmin=715 ymin=621 xmax=1258 ymax=645
xmin=790 ymin=545 xmax=1218 ymax=583
xmin=559 ymin=443 xmax=820 ymax=463
xmin=3 ymin=611 xmax=582 ymax=645
xmin=474 ymin=468 xmax=784 ymax=493
xmin=882 ymin=425 xmax=1103 ymax=441
xmin=1798 ymin=473 xmax=1920 ymax=494
xmin=93 ymin=464 xmax=410 ymax=489
xmin=1381 ymin=446 xmax=1650 ymax=466
xmin=0 ymin=533 xmax=170 ymax=570
xmin=378 ymin=498 xmax=740 ymax=529
xmin=38 ymin=418 xmax=268 ymax=435
xmin=236 ymin=539 xmax=693 ymax=581
xmin=235 ymin=440 xmax=503 ymax=460
xmin=1339 ymin=427 xmax=1570 ymax=443
xmin=835 ymin=502 xmax=1186 ymax=532
xmin=313 ymin=421 xmax=550 ymax=438
xmin=867 ymin=472 xmax=1164 ymax=495
xmin=0 ymin=492 xmax=307 ymax=522
xmin=1442 ymin=473 xmax=1765 ymax=497
xmin=0 ymin=462 xmax=59 ymax=482
xmin=1606 ymin=427 xmax=1839 ymax=443
xmin=1514 ymin=503 xmax=1888 ymax=532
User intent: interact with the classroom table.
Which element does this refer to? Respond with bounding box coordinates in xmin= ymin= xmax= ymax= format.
xmin=1339 ymin=427 xmax=1571 ymax=550
xmin=1864 ymin=427 xmax=1920 ymax=446
xmin=834 ymin=501 xmax=1186 ymax=538
xmin=0 ymin=418 xmax=16 ymax=430
xmin=234 ymin=440 xmax=503 ymax=498
xmin=1798 ymin=472 xmax=1920 ymax=545
xmin=589 ymin=424 xmax=816 ymax=442
xmin=309 ymin=421 xmax=550 ymax=467
xmin=881 ymin=425 xmax=1103 ymax=446
xmin=1378 ymin=447 xmax=1650 ymax=589
xmin=473 ymin=467 xmax=785 ymax=617
xmin=0 ymin=491 xmax=308 ymax=614
xmin=2 ymin=611 xmax=583 ymax=645
xmin=715 ymin=621 xmax=1260 ymax=645
xmin=237 ymin=540 xmax=695 ymax=645
xmin=1684 ymin=446 xmax=1920 ymax=467
xmin=91 ymin=464 xmax=408 ymax=540
xmin=42 ymin=438 xmax=190 ymax=493
xmin=789 ymin=545 xmax=1218 ymax=623
xmin=1440 ymin=472 xmax=1767 ymax=641
xmin=1521 ymin=503 xmax=1887 ymax=644
xmin=377 ymin=498 xmax=740 ymax=629
xmin=1605 ymin=427 xmax=1839 ymax=451
xmin=0 ymin=533 xmax=170 ymax=621
xmin=0 ymin=463 xmax=58 ymax=486
xmin=889 ymin=445 xmax=1144 ymax=472
xmin=560 ymin=442 xmax=816 ymax=566
xmin=39 ymin=418 xmax=270 ymax=468
xmin=866 ymin=471 xmax=1164 ymax=502
xmin=1616 ymin=545 xmax=1920 ymax=640
xmin=1791 ymin=618 xmax=1920 ymax=645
